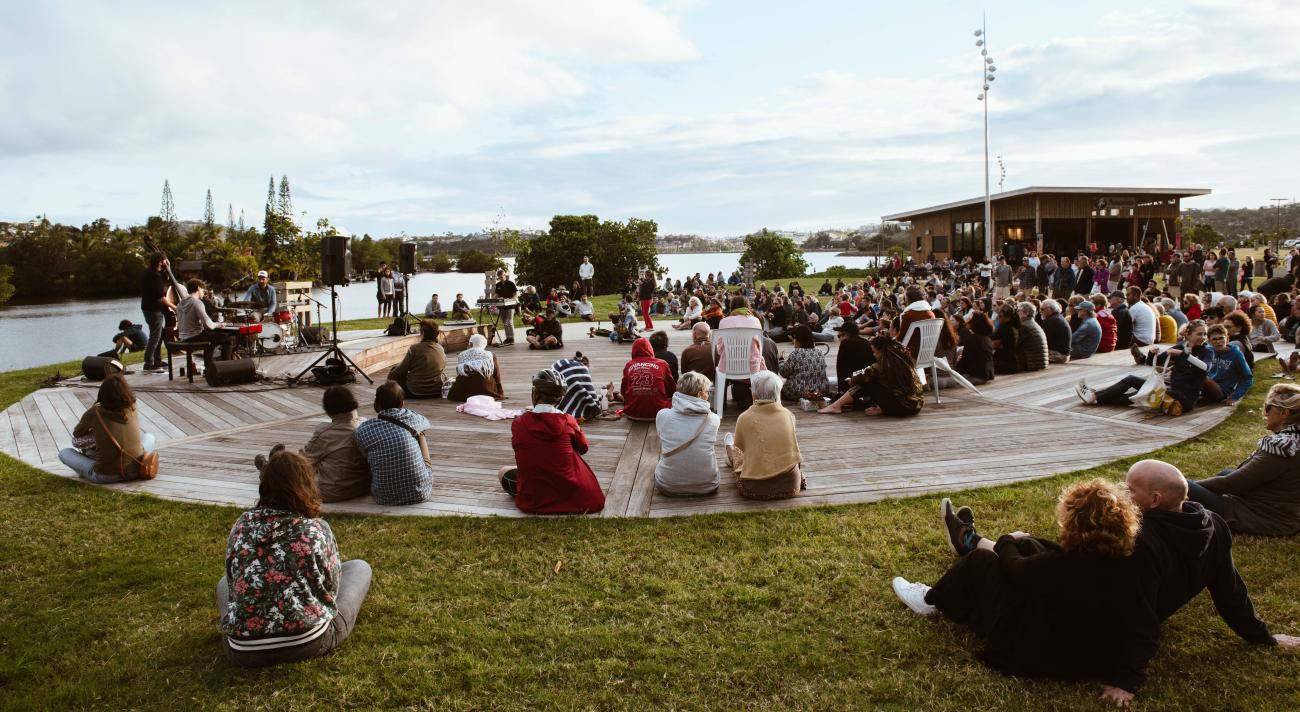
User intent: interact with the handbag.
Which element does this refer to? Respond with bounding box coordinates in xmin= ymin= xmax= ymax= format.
xmin=93 ymin=405 xmax=159 ymax=479
xmin=1133 ymin=363 xmax=1167 ymax=412
xmin=662 ymin=415 xmax=713 ymax=458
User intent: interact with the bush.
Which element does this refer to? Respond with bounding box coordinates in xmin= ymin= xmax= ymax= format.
xmin=428 ymin=253 xmax=454 ymax=272
xmin=740 ymin=228 xmax=809 ymax=280
xmin=0 ymin=264 xmax=14 ymax=305
xmin=514 ymin=215 xmax=660 ymax=294
xmin=819 ymin=265 xmax=875 ymax=278
xmin=457 ymin=249 xmax=505 ymax=274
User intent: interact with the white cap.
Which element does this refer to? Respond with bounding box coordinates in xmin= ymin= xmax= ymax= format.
xmin=257 ymin=270 xmax=269 ymax=278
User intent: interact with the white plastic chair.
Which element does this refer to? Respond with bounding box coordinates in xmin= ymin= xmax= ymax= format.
xmin=711 ymin=327 xmax=764 ymax=417
xmin=902 ymin=318 xmax=944 ymax=404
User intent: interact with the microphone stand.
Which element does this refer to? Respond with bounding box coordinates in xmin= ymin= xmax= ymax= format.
xmin=292 ymin=284 xmax=372 ymax=385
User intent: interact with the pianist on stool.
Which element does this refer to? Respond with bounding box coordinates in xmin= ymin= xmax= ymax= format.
xmin=178 ymin=279 xmax=237 ymax=366
xmin=494 ymin=269 xmax=519 ymax=345
xmin=242 ymin=270 xmax=278 ymax=315
xmin=451 ymin=293 xmax=471 ymax=320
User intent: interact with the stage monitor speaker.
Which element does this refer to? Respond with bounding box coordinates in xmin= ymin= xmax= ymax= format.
xmin=82 ymin=356 xmax=124 ymax=381
xmin=399 ymin=242 xmax=417 ymax=274
xmin=204 ymin=358 xmax=257 ymax=387
xmin=322 ymin=235 xmax=351 ymax=286
xmin=300 ymin=325 xmax=329 ymax=345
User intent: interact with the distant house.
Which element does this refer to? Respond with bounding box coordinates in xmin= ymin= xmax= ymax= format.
xmin=882 ymin=186 xmax=1211 ymax=261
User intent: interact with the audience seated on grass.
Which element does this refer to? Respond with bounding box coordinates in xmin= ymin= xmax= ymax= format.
xmin=821 ymin=335 xmax=923 ymax=417
xmin=1222 ymin=310 xmax=1256 ymax=369
xmin=1201 ymin=324 xmax=1253 ymax=407
xmin=1076 ymin=320 xmax=1211 ymax=417
xmin=620 ymin=337 xmax=675 ymax=421
xmin=1248 ymin=304 xmax=1282 ymax=353
xmin=217 ymin=450 xmax=372 ymax=667
xmin=497 ymin=368 xmax=605 ymax=514
xmin=300 ymin=385 xmax=371 ymax=502
xmin=353 ymin=382 xmax=434 ymax=506
xmin=552 ymin=352 xmax=604 ymax=421
xmin=654 ymin=371 xmax=721 ymax=497
xmin=673 ymin=296 xmax=703 ymax=330
xmin=1186 ymin=384 xmax=1300 ymax=536
xmin=778 ymin=325 xmax=831 ymax=401
xmin=448 ymin=333 xmax=506 ymax=402
xmin=725 ymin=371 xmax=804 ymax=500
xmin=57 ymin=374 xmax=157 ymax=484
xmin=388 ymin=319 xmax=446 ymax=399
xmin=679 ymin=322 xmax=716 ymax=382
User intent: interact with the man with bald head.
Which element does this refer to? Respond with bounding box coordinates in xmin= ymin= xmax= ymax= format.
xmin=1107 ymin=459 xmax=1299 ymax=705
xmin=679 ymin=322 xmax=716 ymax=382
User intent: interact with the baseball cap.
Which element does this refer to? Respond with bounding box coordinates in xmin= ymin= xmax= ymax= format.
xmin=257 ymin=270 xmax=269 ymax=278
xmin=1075 ymin=300 xmax=1095 ymax=311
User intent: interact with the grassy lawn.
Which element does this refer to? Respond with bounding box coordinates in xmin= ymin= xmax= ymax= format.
xmin=1 ymin=341 xmax=1298 ymax=708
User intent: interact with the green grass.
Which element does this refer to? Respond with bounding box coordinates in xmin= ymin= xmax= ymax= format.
xmin=1 ymin=347 xmax=1298 ymax=709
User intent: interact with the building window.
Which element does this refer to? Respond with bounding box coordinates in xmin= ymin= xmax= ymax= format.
xmin=932 ymin=235 xmax=949 ymax=252
xmin=950 ymin=222 xmax=984 ymax=256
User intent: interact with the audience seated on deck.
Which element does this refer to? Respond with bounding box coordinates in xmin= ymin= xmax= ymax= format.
xmin=679 ymin=322 xmax=716 ymax=382
xmin=58 ymin=374 xmax=157 ymax=484
xmin=778 ymin=325 xmax=832 ymax=401
xmin=820 ymin=335 xmax=923 ymax=417
xmin=217 ymin=450 xmax=372 ymax=667
xmin=725 ymin=371 xmax=804 ymax=500
xmin=894 ymin=463 xmax=1298 ymax=707
xmin=620 ymin=337 xmax=676 ymax=421
xmin=447 ymin=333 xmax=506 ymax=402
xmin=891 ymin=479 xmax=1146 ymax=699
xmin=715 ymin=295 xmax=766 ymax=409
xmin=956 ymin=312 xmax=996 ymax=385
xmin=1069 ymin=299 xmax=1101 ymax=360
xmin=833 ymin=320 xmax=874 ymax=402
xmin=1040 ymin=299 xmax=1071 ymax=363
xmin=1015 ymin=302 xmax=1049 ymax=372
xmin=654 ymin=371 xmax=721 ymax=497
xmin=1186 ymin=383 xmax=1300 ymax=536
xmin=991 ymin=303 xmax=1020 ymax=375
xmin=1200 ymin=324 xmax=1253 ymax=407
xmin=353 ymin=382 xmax=434 ymax=506
xmin=552 ymin=352 xmax=605 ymax=421
xmin=1092 ymin=294 xmax=1118 ymax=353
xmin=497 ymin=368 xmax=605 ymax=514
xmin=1076 ymin=320 xmax=1211 ymax=417
xmin=388 ymin=319 xmax=446 ymax=399
xmin=526 ymin=308 xmax=564 ymax=350
xmin=300 ymin=385 xmax=371 ymax=502
xmin=648 ymin=330 xmax=680 ymax=382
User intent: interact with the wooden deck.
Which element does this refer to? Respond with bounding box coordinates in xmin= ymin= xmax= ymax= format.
xmin=1 ymin=325 xmax=1286 ymax=518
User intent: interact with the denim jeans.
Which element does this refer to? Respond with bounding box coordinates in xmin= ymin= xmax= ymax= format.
xmin=143 ymin=309 xmax=165 ymax=367
xmin=58 ymin=433 xmax=156 ymax=483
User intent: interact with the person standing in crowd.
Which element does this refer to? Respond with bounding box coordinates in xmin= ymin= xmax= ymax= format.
xmin=391 ymin=267 xmax=406 ymax=316
xmin=1242 ymin=255 xmax=1255 ymax=291
xmin=494 ymin=269 xmax=519 ymax=345
xmin=140 ymin=252 xmax=171 ymax=372
xmin=353 ymin=382 xmax=434 ymax=506
xmin=217 ymin=450 xmax=372 ymax=667
xmin=578 ymin=256 xmax=595 ymax=298
xmin=388 ymin=320 xmax=446 ymax=399
xmin=639 ymin=269 xmax=657 ymax=330
xmin=992 ymin=256 xmax=1012 ymax=299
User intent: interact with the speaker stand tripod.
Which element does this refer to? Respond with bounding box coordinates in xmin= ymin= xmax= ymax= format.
xmin=292 ymin=285 xmax=373 ymax=385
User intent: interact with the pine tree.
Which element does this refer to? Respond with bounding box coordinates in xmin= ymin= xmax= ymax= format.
xmin=203 ymin=189 xmax=215 ymax=228
xmin=227 ymin=203 xmax=236 ymax=232
xmin=277 ymin=175 xmax=293 ymax=220
xmin=265 ymin=175 xmax=275 ymax=219
xmin=239 ymin=209 xmax=245 ymax=232
xmin=160 ymin=180 xmax=176 ymax=223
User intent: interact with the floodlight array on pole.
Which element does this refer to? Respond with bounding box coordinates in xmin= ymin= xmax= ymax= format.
xmin=975 ymin=19 xmax=997 ymax=260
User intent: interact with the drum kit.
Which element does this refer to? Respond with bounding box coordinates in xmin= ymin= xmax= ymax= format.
xmin=217 ymin=301 xmax=306 ymax=358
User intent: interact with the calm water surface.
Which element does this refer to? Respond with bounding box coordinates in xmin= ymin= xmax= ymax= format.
xmin=0 ymin=251 xmax=878 ymax=370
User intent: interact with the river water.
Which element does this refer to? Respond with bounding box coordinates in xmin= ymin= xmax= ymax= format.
xmin=0 ymin=251 xmax=879 ymax=370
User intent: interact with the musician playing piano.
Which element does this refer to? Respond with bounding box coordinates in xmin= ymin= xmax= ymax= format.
xmin=176 ymin=278 xmax=237 ymax=366
xmin=494 ymin=269 xmax=518 ymax=345
xmin=241 ymin=270 xmax=278 ymax=315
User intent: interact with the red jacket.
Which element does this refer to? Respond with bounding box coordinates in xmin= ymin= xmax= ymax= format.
xmin=511 ymin=409 xmax=605 ymax=514
xmin=1096 ymin=309 xmax=1118 ymax=353
xmin=620 ymin=338 xmax=675 ymax=421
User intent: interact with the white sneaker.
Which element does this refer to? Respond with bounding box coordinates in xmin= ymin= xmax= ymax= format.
xmin=891 ymin=576 xmax=937 ymax=616
xmin=1074 ymin=381 xmax=1096 ymax=405
xmin=723 ymin=432 xmax=734 ymax=448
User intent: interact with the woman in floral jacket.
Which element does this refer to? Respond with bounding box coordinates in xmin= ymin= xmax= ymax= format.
xmin=217 ymin=450 xmax=372 ymax=666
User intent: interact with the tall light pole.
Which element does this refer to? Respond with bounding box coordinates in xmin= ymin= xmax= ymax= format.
xmin=975 ymin=20 xmax=997 ymax=260
xmin=1272 ymin=198 xmax=1287 ymax=252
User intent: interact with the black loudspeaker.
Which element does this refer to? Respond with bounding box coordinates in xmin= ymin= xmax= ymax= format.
xmin=82 ymin=356 xmax=124 ymax=381
xmin=300 ymin=325 xmax=329 ymax=345
xmin=204 ymin=358 xmax=257 ymax=387
xmin=322 ymin=235 xmax=351 ymax=286
xmin=399 ymin=242 xmax=417 ymax=274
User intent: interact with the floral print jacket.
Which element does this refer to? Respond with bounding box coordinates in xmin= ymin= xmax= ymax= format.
xmin=220 ymin=507 xmax=340 ymax=642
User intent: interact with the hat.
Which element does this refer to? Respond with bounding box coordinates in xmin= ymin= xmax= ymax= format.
xmin=834 ymin=320 xmax=859 ymax=336
xmin=257 ymin=270 xmax=269 ymax=278
xmin=1075 ymin=300 xmax=1095 ymax=311
xmin=1108 ymin=290 xmax=1124 ymax=299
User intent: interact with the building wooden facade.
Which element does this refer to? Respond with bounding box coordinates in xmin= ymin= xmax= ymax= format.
xmin=882 ymin=187 xmax=1210 ymax=261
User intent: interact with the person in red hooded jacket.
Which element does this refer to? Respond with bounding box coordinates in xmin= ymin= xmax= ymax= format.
xmin=1091 ymin=293 xmax=1118 ymax=353
xmin=498 ymin=368 xmax=605 ymax=514
xmin=620 ymin=337 xmax=676 ymax=421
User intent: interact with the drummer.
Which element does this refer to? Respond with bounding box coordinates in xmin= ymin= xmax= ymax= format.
xmin=241 ymin=270 xmax=278 ymax=316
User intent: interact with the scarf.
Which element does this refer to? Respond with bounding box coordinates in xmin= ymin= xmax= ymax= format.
xmin=457 ymin=347 xmax=495 ymax=378
xmin=1258 ymin=423 xmax=1300 ymax=458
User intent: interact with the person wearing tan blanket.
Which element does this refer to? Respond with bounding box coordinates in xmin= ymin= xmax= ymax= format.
xmin=724 ymin=370 xmax=804 ymax=500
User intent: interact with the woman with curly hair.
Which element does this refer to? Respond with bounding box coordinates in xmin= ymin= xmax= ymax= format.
xmin=819 ymin=335 xmax=923 ymax=416
xmin=891 ymin=479 xmax=1145 ymax=696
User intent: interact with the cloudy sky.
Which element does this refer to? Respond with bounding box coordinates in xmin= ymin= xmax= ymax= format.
xmin=2 ymin=0 xmax=1297 ymax=237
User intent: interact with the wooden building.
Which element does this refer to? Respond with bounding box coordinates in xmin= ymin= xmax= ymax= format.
xmin=882 ymin=186 xmax=1211 ymax=261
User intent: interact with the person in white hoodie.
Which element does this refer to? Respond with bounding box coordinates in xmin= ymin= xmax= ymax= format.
xmin=654 ymin=371 xmax=721 ymax=496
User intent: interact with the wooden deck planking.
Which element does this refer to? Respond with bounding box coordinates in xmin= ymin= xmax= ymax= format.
xmin=6 ymin=324 xmax=1268 ymax=518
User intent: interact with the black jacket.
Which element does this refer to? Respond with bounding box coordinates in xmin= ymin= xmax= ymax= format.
xmin=835 ymin=336 xmax=874 ymax=392
xmin=638 ymin=278 xmax=655 ymax=300
xmin=495 ymin=279 xmax=518 ymax=300
xmin=1042 ymin=313 xmax=1072 ymax=355
xmin=653 ymin=347 xmax=680 ymax=383
xmin=1110 ymin=303 xmax=1133 ymax=350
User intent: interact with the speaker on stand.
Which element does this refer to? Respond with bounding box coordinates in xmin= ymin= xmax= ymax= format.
xmin=398 ymin=242 xmax=418 ymax=334
xmin=294 ymin=235 xmax=373 ymax=385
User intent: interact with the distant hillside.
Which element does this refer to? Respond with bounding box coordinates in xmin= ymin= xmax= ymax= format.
xmin=1184 ymin=203 xmax=1298 ymax=239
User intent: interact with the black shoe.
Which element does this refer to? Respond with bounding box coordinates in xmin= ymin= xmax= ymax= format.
xmin=942 ymin=498 xmax=979 ymax=556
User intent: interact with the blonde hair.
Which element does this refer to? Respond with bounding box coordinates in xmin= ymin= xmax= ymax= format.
xmin=1056 ymin=479 xmax=1141 ymax=558
xmin=1266 ymin=384 xmax=1300 ymax=423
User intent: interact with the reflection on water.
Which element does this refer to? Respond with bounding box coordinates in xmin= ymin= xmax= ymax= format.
xmin=0 ymin=251 xmax=878 ymax=370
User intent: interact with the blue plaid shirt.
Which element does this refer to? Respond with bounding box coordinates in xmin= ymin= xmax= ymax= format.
xmin=354 ymin=408 xmax=434 ymax=506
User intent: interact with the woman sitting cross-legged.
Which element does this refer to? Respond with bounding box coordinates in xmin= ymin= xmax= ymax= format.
xmin=57 ymin=374 xmax=157 ymax=483
xmin=724 ymin=370 xmax=805 ymax=500
xmin=672 ymin=296 xmax=703 ymax=330
xmin=447 ymin=333 xmax=506 ymax=401
xmin=778 ymin=325 xmax=832 ymax=402
xmin=654 ymin=371 xmax=721 ymax=497
xmin=497 ymin=368 xmax=606 ymax=514
xmin=1076 ymin=319 xmax=1211 ymax=417
xmin=891 ymin=480 xmax=1146 ymax=699
xmin=1186 ymin=383 xmax=1300 ymax=536
xmin=217 ymin=450 xmax=372 ymax=667
xmin=819 ymin=335 xmax=924 ymax=417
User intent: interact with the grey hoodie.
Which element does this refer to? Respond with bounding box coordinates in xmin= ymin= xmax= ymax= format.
xmin=654 ymin=392 xmax=721 ymax=496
